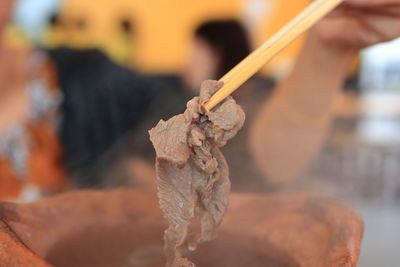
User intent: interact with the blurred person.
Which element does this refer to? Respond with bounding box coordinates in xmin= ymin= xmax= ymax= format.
xmin=182 ymin=19 xmax=252 ymax=93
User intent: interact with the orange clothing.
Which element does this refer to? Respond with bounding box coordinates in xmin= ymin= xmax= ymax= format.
xmin=0 ymin=52 xmax=67 ymax=201
xmin=0 ymin=159 xmax=22 ymax=200
xmin=27 ymin=122 xmax=66 ymax=191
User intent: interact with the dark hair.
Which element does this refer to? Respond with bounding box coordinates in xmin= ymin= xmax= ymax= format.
xmin=195 ymin=19 xmax=251 ymax=79
xmin=46 ymin=48 xmax=155 ymax=187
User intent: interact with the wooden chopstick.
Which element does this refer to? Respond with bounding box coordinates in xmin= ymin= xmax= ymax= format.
xmin=203 ymin=0 xmax=345 ymax=111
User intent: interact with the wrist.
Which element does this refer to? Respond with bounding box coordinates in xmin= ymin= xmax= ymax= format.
xmin=279 ymin=32 xmax=356 ymax=120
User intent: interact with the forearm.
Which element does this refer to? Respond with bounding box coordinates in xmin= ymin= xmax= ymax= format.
xmin=250 ymin=32 xmax=355 ymax=184
xmin=281 ymin=30 xmax=356 ymax=118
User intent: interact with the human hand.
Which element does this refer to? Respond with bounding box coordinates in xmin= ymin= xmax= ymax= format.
xmin=311 ymin=0 xmax=400 ymax=52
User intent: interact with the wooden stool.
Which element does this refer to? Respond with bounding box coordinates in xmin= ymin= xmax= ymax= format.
xmin=0 ymin=189 xmax=363 ymax=267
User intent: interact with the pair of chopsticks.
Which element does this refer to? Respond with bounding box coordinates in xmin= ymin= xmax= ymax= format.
xmin=203 ymin=0 xmax=345 ymax=111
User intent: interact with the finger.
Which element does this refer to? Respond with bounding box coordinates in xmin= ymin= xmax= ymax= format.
xmin=360 ymin=12 xmax=400 ymax=41
xmin=339 ymin=5 xmax=400 ymax=19
xmin=346 ymin=0 xmax=400 ymax=8
xmin=334 ymin=7 xmax=400 ymax=43
xmin=328 ymin=2 xmax=400 ymax=18
xmin=316 ymin=16 xmax=378 ymax=47
xmin=359 ymin=5 xmax=400 ymax=16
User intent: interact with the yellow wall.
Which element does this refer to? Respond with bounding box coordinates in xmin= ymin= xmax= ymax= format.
xmin=59 ymin=0 xmax=309 ymax=74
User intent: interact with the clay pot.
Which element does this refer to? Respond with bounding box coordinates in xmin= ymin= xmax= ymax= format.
xmin=0 ymin=189 xmax=363 ymax=267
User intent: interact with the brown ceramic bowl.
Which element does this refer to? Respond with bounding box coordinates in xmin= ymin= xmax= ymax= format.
xmin=0 ymin=189 xmax=363 ymax=267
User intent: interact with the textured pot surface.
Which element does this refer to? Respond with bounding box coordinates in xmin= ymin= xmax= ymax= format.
xmin=0 ymin=189 xmax=363 ymax=267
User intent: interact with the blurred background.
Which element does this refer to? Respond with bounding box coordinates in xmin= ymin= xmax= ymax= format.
xmin=1 ymin=0 xmax=400 ymax=266
xmin=10 ymin=0 xmax=307 ymax=75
